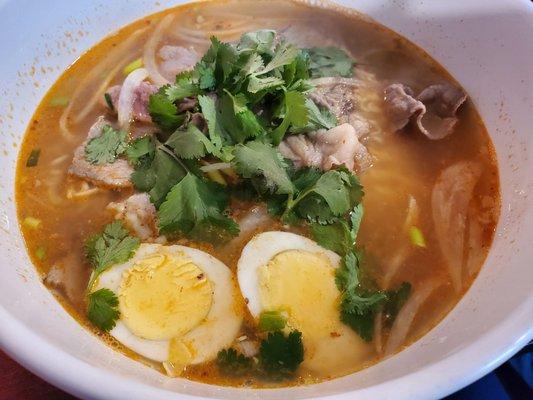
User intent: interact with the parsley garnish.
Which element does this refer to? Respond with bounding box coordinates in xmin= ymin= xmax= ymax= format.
xmin=158 ymin=173 xmax=239 ymax=242
xmin=216 ymin=329 xmax=304 ymax=379
xmin=306 ymin=46 xmax=355 ymax=78
xmin=85 ymin=125 xmax=128 ymax=165
xmin=87 ymin=288 xmax=120 ymax=332
xmin=216 ymin=348 xmax=254 ymax=376
xmin=232 ymin=141 xmax=294 ymax=195
xmin=85 ymin=221 xmax=140 ymax=288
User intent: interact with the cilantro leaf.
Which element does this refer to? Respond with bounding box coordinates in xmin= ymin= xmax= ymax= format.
xmin=85 ymin=221 xmax=140 ymax=287
xmin=158 ymin=173 xmax=239 ymax=242
xmin=259 ymin=330 xmax=304 ymax=375
xmin=202 ymin=37 xmax=239 ymax=88
xmin=334 ymin=250 xmax=387 ymax=342
xmin=306 ymin=46 xmax=355 ymax=78
xmin=131 ymin=146 xmax=187 ymax=207
xmin=219 ymin=90 xmax=264 ymax=143
xmin=85 ymin=125 xmax=127 ymax=165
xmin=216 ymin=348 xmax=253 ymax=376
xmin=126 ymin=136 xmax=155 ymax=167
xmin=166 ymin=124 xmax=214 ymax=159
xmin=284 ymin=169 xmax=363 ymax=223
xmin=198 ymin=94 xmax=234 ymax=160
xmin=165 ymin=71 xmax=201 ymax=102
xmin=87 ymin=288 xmax=120 ymax=332
xmin=291 ymin=98 xmax=337 ymax=133
xmin=248 ymin=75 xmax=285 ymax=94
xmin=237 ymin=30 xmax=276 ymax=55
xmin=383 ymin=282 xmax=412 ymax=327
xmin=148 ymin=87 xmax=186 ymax=132
xmin=232 ymin=141 xmax=294 ymax=195
xmin=272 ymin=90 xmax=308 ymax=144
xmin=257 ymin=42 xmax=300 ymax=76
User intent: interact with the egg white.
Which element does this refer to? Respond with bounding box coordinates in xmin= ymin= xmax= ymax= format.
xmin=93 ymin=243 xmax=242 ymax=365
xmin=237 ymin=231 xmax=340 ymax=317
xmin=237 ymin=231 xmax=373 ymax=376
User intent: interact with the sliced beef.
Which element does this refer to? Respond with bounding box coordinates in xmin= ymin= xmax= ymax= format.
xmin=308 ymin=77 xmax=370 ymax=137
xmin=105 ymin=82 xmax=158 ymax=123
xmin=158 ymin=45 xmax=199 ymax=82
xmin=384 ymin=83 xmax=467 ymax=140
xmin=68 ymin=116 xmax=133 ymax=188
xmin=107 ymin=193 xmax=159 ymax=240
xmin=278 ymin=123 xmax=372 ymax=173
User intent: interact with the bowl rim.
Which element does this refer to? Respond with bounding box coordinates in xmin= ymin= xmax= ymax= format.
xmin=1 ymin=299 xmax=531 ymax=400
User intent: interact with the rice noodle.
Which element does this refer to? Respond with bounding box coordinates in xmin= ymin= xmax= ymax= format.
xmin=50 ymin=155 xmax=69 ymax=166
xmin=117 ymin=68 xmax=149 ymax=130
xmin=384 ymin=279 xmax=440 ymax=356
xmin=143 ymin=14 xmax=175 ymax=86
xmin=59 ymin=27 xmax=148 ymax=139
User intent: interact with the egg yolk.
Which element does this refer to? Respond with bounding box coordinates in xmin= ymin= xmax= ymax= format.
xmin=259 ymin=250 xmax=340 ymax=341
xmin=258 ymin=249 xmax=372 ymax=376
xmin=119 ymin=252 xmax=212 ymax=341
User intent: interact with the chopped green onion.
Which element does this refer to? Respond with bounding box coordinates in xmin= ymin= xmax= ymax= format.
xmin=26 ymin=149 xmax=41 ymax=167
xmin=49 ymin=96 xmax=69 ymax=107
xmin=104 ymin=92 xmax=114 ymax=110
xmin=23 ymin=216 xmax=42 ymax=229
xmin=259 ymin=310 xmax=287 ymax=332
xmin=123 ymin=58 xmax=143 ymax=75
xmin=35 ymin=246 xmax=46 ymax=260
xmin=409 ymin=226 xmax=426 ymax=248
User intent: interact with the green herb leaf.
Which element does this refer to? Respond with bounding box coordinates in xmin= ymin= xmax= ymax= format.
xmin=198 ymin=94 xmax=233 ymax=160
xmin=85 ymin=125 xmax=127 ymax=165
xmin=166 ymin=124 xmax=214 ymax=159
xmin=126 ymin=136 xmax=155 ymax=166
xmin=165 ymin=71 xmax=201 ymax=102
xmin=232 ymin=141 xmax=294 ymax=195
xmin=237 ymin=30 xmax=276 ymax=55
xmin=272 ymin=90 xmax=308 ymax=144
xmin=306 ymin=46 xmax=355 ymax=78
xmin=291 ymin=98 xmax=337 ymax=133
xmin=87 ymin=288 xmax=120 ymax=332
xmin=131 ymin=145 xmax=187 ymax=207
xmin=85 ymin=221 xmax=140 ymax=286
xmin=148 ymin=87 xmax=186 ymax=132
xmin=216 ymin=348 xmax=253 ymax=376
xmin=158 ymin=173 xmax=239 ymax=242
xmin=257 ymin=41 xmax=300 ymax=76
xmin=26 ymin=149 xmax=41 ymax=167
xmin=383 ymin=282 xmax=412 ymax=327
xmin=259 ymin=330 xmax=304 ymax=375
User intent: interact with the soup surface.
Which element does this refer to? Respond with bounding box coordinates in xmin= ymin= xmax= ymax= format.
xmin=16 ymin=0 xmax=500 ymax=387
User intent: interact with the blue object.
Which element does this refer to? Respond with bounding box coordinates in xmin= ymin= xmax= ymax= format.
xmin=445 ymin=343 xmax=532 ymax=400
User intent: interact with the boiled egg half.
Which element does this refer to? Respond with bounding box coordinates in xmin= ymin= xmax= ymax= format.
xmin=92 ymin=243 xmax=242 ymax=375
xmin=237 ymin=231 xmax=372 ymax=377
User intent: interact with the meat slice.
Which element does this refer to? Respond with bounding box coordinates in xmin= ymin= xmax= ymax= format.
xmin=308 ymin=77 xmax=371 ymax=137
xmin=107 ymin=193 xmax=159 ymax=240
xmin=278 ymin=123 xmax=372 ymax=173
xmin=68 ymin=116 xmax=133 ymax=189
xmin=158 ymin=45 xmax=199 ymax=82
xmin=384 ymin=83 xmax=467 ymax=140
xmin=105 ymin=81 xmax=158 ymax=123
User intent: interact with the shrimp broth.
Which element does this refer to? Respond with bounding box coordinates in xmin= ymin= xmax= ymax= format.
xmin=16 ymin=0 xmax=499 ymax=387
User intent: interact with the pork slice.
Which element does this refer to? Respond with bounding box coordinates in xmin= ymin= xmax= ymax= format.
xmin=107 ymin=193 xmax=159 ymax=240
xmin=158 ymin=45 xmax=199 ymax=82
xmin=105 ymin=82 xmax=158 ymax=123
xmin=384 ymin=83 xmax=467 ymax=140
xmin=279 ymin=123 xmax=372 ymax=173
xmin=68 ymin=116 xmax=133 ymax=188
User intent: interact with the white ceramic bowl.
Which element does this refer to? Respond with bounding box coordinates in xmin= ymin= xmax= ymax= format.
xmin=0 ymin=1 xmax=531 ymax=399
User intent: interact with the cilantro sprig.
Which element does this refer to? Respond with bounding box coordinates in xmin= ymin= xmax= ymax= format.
xmin=87 ymin=288 xmax=120 ymax=332
xmin=85 ymin=221 xmax=140 ymax=288
xmin=85 ymin=125 xmax=128 ymax=165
